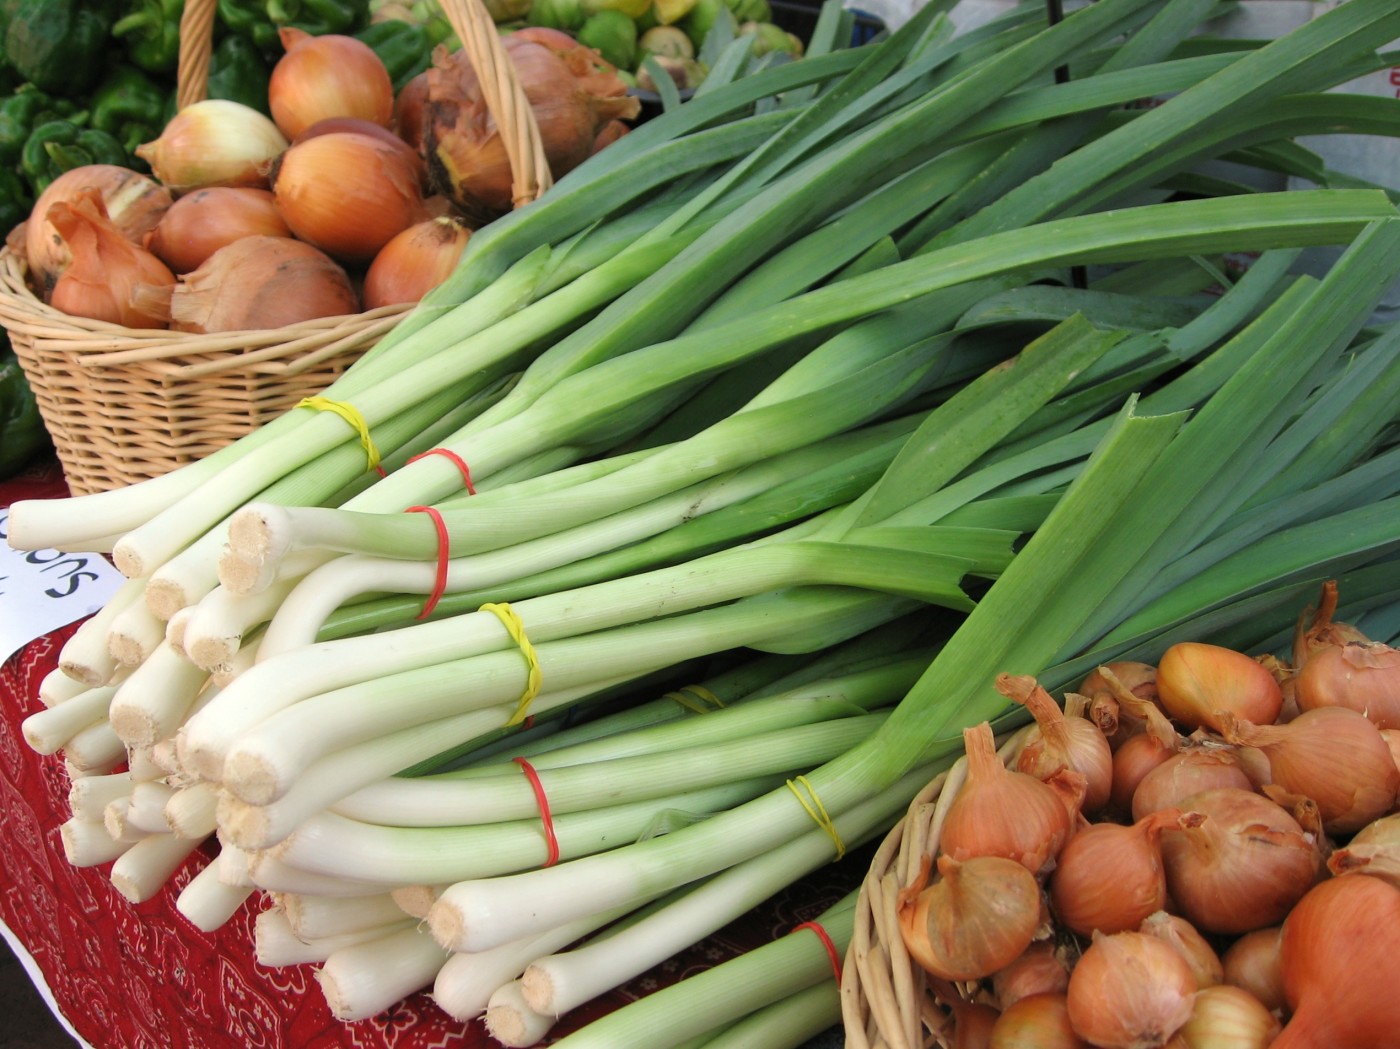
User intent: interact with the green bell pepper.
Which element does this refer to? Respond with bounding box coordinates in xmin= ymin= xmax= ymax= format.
xmin=207 ymin=34 xmax=272 ymax=114
xmin=90 ymin=64 xmax=170 ymax=155
xmin=112 ymin=0 xmax=185 ymax=74
xmin=0 ymin=84 xmax=82 ymax=167
xmin=0 ymin=166 xmax=29 ymax=235
xmin=0 ymin=342 xmax=48 ymax=479
xmin=218 ymin=0 xmax=282 ymax=52
xmin=21 ymin=121 xmax=127 ymax=194
xmin=355 ymin=19 xmax=431 ymax=94
xmin=265 ymin=0 xmax=370 ymax=38
xmin=4 ymin=0 xmax=116 ymax=97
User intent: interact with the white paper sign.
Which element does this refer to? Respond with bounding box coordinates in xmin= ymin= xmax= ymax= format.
xmin=0 ymin=508 xmax=125 ymax=664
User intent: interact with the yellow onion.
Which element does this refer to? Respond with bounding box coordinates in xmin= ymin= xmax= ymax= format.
xmin=1221 ymin=926 xmax=1286 ymax=1015
xmin=1048 ymin=809 xmax=1185 ymax=937
xmin=1326 ymin=811 xmax=1400 ymax=888
xmin=46 ymin=191 xmax=174 ymax=328
xmin=144 ymin=187 xmax=290 ymax=274
xmin=1295 ymin=639 xmax=1400 ymax=730
xmin=24 ymin=165 xmax=172 ymax=299
xmin=363 ymin=216 xmax=472 ymax=309
xmin=1273 ymin=873 xmax=1400 ymax=1048
xmin=897 ymin=853 xmax=1045 ymax=983
xmin=1065 ymin=930 xmax=1196 ymax=1049
xmin=1078 ymin=661 xmax=1159 ymax=748
xmin=159 ymin=236 xmax=358 ymax=333
xmin=992 ymin=941 xmax=1071 ymax=1011
xmin=1156 ymin=642 xmax=1282 ymax=733
xmin=272 ymin=131 xmax=428 ymax=263
xmin=940 ymin=722 xmax=1071 ymax=878
xmin=1130 ymin=746 xmax=1252 ymax=822
xmin=1219 ymin=706 xmax=1399 ymax=835
xmin=1139 ymin=912 xmax=1223 ymax=991
xmin=424 ymin=36 xmax=640 ymax=218
xmin=1161 ymin=985 xmax=1281 ymax=1049
xmin=1291 ymin=579 xmax=1369 ymax=667
xmin=988 ymin=993 xmax=1087 ymax=1049
xmin=268 ymin=28 xmax=395 ymax=140
xmin=135 ymin=100 xmax=289 ymax=194
xmin=934 ymin=989 xmax=1000 ymax=1049
xmin=394 ymin=71 xmax=430 ymax=151
xmin=1382 ymin=728 xmax=1400 ymax=787
xmin=998 ymin=674 xmax=1113 ymax=816
xmin=1159 ymin=787 xmax=1321 ymax=935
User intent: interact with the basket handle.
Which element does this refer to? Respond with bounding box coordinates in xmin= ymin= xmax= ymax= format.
xmin=172 ymin=0 xmax=551 ymax=209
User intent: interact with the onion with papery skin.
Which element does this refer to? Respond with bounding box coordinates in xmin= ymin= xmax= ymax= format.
xmin=291 ymin=116 xmax=425 ymax=183
xmin=1295 ymin=639 xmax=1400 ymax=730
xmin=47 ymin=192 xmax=174 ymax=328
xmin=940 ymin=722 xmax=1071 ymax=878
xmin=160 ymin=236 xmax=358 ymax=333
xmin=898 ymin=853 xmax=1045 ymax=983
xmin=998 ymin=674 xmax=1112 ymax=816
xmin=992 ymin=941 xmax=1070 ymax=1011
xmin=424 ymin=36 xmax=639 ymax=218
xmin=1156 ymin=642 xmax=1282 ymax=733
xmin=1079 ymin=661 xmax=1158 ymax=747
xmin=1139 ymin=912 xmax=1223 ymax=991
xmin=394 ymin=71 xmax=429 ymax=151
xmin=1219 ymin=706 xmax=1399 ymax=835
xmin=269 ymin=29 xmax=395 ymax=140
xmin=135 ymin=100 xmax=289 ymax=194
xmin=1291 ymin=579 xmax=1369 ymax=668
xmin=1326 ymin=811 xmax=1400 ymax=888
xmin=24 ymin=165 xmax=171 ymax=300
xmin=1110 ymin=731 xmax=1176 ymax=817
xmin=1065 ymin=930 xmax=1195 ymax=1049
xmin=363 ymin=216 xmax=471 ymax=309
xmin=1273 ymin=873 xmax=1400 ymax=1048
xmin=1382 ymin=729 xmax=1400 ymax=789
xmin=940 ymin=993 xmax=1000 ymax=1049
xmin=988 ymin=993 xmax=1087 ymax=1049
xmin=1221 ymin=926 xmax=1285 ymax=1015
xmin=144 ymin=188 xmax=290 ymax=274
xmin=1159 ymin=787 xmax=1321 ymax=935
xmin=1049 ymin=810 xmax=1186 ymax=937
xmin=1131 ymin=747 xmax=1252 ymax=822
xmin=272 ymin=132 xmax=427 ymax=263
xmin=1161 ymin=985 xmax=1280 ymax=1049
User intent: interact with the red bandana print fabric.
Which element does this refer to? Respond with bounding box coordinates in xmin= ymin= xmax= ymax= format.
xmin=0 ymin=461 xmax=858 ymax=1049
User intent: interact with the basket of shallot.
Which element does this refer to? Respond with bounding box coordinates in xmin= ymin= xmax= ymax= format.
xmin=0 ymin=0 xmax=637 ymax=495
xmin=841 ymin=580 xmax=1400 ymax=1049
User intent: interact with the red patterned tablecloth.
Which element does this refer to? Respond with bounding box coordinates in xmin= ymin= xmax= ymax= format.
xmin=0 ymin=460 xmax=858 ymax=1049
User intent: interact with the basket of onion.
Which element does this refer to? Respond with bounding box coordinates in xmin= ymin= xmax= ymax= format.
xmin=841 ymin=579 xmax=1400 ymax=1049
xmin=0 ymin=0 xmax=637 ymax=496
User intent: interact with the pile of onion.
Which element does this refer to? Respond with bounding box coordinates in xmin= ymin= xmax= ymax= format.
xmin=21 ymin=26 xmax=640 ymax=335
xmin=895 ymin=579 xmax=1400 ymax=1049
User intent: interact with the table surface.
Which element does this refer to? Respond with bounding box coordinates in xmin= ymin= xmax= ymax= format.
xmin=0 ymin=459 xmax=859 ymax=1049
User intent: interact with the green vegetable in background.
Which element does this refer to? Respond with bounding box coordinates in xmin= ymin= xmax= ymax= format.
xmin=4 ymin=0 xmax=116 ymax=96
xmin=0 ymin=84 xmax=82 ymax=167
xmin=355 ymin=19 xmax=432 ymax=93
xmin=21 ymin=120 xmax=127 ymax=194
xmin=0 ymin=343 xmax=48 ymax=479
xmin=0 ymin=166 xmax=29 ymax=234
xmin=112 ymin=0 xmax=185 ymax=73
xmin=724 ymin=0 xmax=767 ymax=25
xmin=578 ymin=9 xmax=636 ymax=70
xmin=90 ymin=64 xmax=169 ymax=154
xmin=207 ymin=34 xmax=272 ymax=112
xmin=265 ymin=0 xmax=370 ymax=37
xmin=218 ymin=0 xmax=284 ymax=51
xmin=526 ymin=0 xmax=584 ymax=31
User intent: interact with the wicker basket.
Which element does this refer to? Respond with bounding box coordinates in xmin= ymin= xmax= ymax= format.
xmin=841 ymin=727 xmax=1034 ymax=1049
xmin=0 ymin=0 xmax=548 ymax=495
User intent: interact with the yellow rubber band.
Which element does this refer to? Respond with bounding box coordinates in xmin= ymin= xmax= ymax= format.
xmin=786 ymin=775 xmax=846 ymax=861
xmin=298 ymin=396 xmax=381 ymax=474
xmin=662 ymin=684 xmax=725 ymax=714
xmin=479 ymin=602 xmax=542 ymax=727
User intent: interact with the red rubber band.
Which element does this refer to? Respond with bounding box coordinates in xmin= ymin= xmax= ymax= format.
xmin=405 ymin=505 xmax=449 ymax=620
xmin=373 ymin=464 xmax=387 ymax=478
xmin=408 ymin=448 xmax=476 ymax=494
xmin=792 ymin=921 xmax=842 ymax=984
xmin=512 ymin=757 xmax=559 ymax=867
